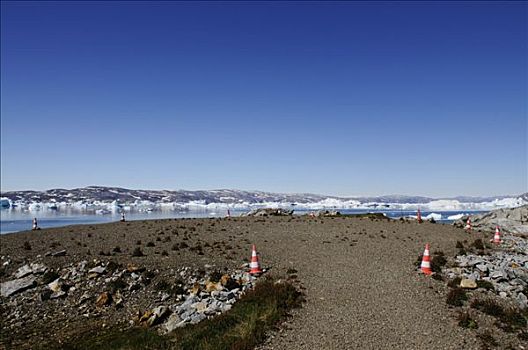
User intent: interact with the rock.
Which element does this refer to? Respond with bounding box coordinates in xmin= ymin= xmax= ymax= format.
xmin=517 ymin=292 xmax=528 ymax=309
xmin=460 ymin=279 xmax=478 ymax=289
xmin=126 ymin=263 xmax=144 ymax=273
xmin=95 ymin=292 xmax=112 ymax=307
xmin=164 ymin=313 xmax=184 ymax=332
xmin=490 ymin=270 xmax=506 ymax=280
xmin=190 ymin=282 xmax=201 ymax=295
xmin=192 ymin=301 xmax=208 ymax=313
xmin=50 ymin=290 xmax=66 ymax=299
xmin=476 ymin=264 xmax=488 ymax=273
xmin=88 ymin=266 xmax=106 ymax=274
xmin=38 ymin=290 xmax=52 ymax=302
xmin=143 ymin=306 xmax=169 ymax=326
xmin=14 ymin=263 xmax=47 ymax=279
xmin=190 ymin=313 xmax=206 ymax=324
xmin=48 ymin=279 xmax=62 ymax=293
xmin=51 ymin=250 xmax=67 ymax=257
xmin=205 ymin=281 xmax=222 ymax=293
xmin=1 ymin=276 xmax=37 ymax=297
xmin=14 ymin=265 xmax=33 ymax=279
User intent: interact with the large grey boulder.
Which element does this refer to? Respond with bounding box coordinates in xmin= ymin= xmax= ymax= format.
xmin=453 ymin=205 xmax=528 ymax=235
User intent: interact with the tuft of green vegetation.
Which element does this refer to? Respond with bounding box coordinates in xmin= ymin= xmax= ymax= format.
xmin=430 ymin=252 xmax=447 ymax=273
xmin=208 ymin=271 xmax=223 ymax=283
xmin=476 ymin=280 xmax=495 ymax=291
xmin=472 ymin=239 xmax=485 ymax=251
xmin=131 ymin=247 xmax=144 ymax=257
xmin=58 ymin=277 xmax=304 ymax=350
xmin=447 ymin=276 xmax=462 ymax=289
xmin=446 ymin=288 xmax=468 ymax=307
xmin=471 ymin=297 xmax=527 ymax=332
xmin=170 ymin=277 xmax=304 ymax=350
xmin=477 ymin=330 xmax=498 ymax=349
xmin=42 ymin=271 xmax=60 ymax=285
xmin=59 ymin=327 xmax=169 ymax=350
xmin=458 ymin=311 xmax=478 ymax=329
xmin=108 ymin=278 xmax=128 ymax=293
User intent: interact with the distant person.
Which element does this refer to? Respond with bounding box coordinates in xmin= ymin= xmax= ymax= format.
xmin=32 ymin=218 xmax=40 ymax=230
xmin=120 ymin=212 xmax=126 ymax=222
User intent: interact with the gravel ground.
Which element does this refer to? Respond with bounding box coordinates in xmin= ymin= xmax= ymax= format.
xmin=0 ymin=215 xmax=507 ymax=349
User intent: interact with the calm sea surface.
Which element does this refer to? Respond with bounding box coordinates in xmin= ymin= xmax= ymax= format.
xmin=0 ymin=208 xmax=486 ymax=234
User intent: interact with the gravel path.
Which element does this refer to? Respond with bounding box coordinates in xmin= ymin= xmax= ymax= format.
xmin=247 ymin=216 xmax=481 ymax=350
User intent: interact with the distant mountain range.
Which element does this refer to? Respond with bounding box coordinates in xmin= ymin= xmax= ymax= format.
xmin=1 ymin=186 xmax=526 ymax=205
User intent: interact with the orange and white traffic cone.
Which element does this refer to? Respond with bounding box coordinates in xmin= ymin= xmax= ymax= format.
xmin=491 ymin=226 xmax=501 ymax=244
xmin=249 ymin=244 xmax=262 ymax=275
xmin=465 ymin=217 xmax=471 ymax=233
xmin=420 ymin=243 xmax=432 ymax=275
xmin=417 ymin=208 xmax=423 ymax=223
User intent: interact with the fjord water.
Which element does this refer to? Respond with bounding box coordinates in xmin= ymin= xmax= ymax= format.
xmin=0 ymin=208 xmax=487 ymax=234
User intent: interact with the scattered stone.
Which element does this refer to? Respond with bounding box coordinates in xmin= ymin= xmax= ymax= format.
xmin=88 ymin=266 xmax=106 ymax=274
xmin=51 ymin=250 xmax=67 ymax=257
xmin=141 ymin=306 xmax=169 ymax=327
xmin=459 ymin=279 xmax=477 ymax=289
xmin=95 ymin=292 xmax=112 ymax=307
xmin=1 ymin=276 xmax=37 ymax=297
xmin=164 ymin=313 xmax=184 ymax=332
xmin=48 ymin=279 xmax=62 ymax=293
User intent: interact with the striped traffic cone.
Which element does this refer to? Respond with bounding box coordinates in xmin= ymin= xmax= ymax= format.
xmin=465 ymin=217 xmax=471 ymax=233
xmin=417 ymin=208 xmax=423 ymax=223
xmin=249 ymin=244 xmax=262 ymax=275
xmin=491 ymin=226 xmax=501 ymax=244
xmin=420 ymin=243 xmax=432 ymax=275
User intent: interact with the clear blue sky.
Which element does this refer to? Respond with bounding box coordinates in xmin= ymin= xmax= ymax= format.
xmin=1 ymin=1 xmax=526 ymax=197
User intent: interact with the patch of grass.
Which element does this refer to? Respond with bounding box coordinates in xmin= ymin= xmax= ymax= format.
xmin=208 ymin=271 xmax=223 ymax=283
xmin=477 ymin=330 xmax=498 ymax=349
xmin=108 ymin=278 xmax=128 ymax=293
xmin=430 ymin=252 xmax=447 ymax=273
xmin=471 ymin=297 xmax=527 ymax=332
xmin=458 ymin=311 xmax=478 ymax=329
xmin=447 ymin=276 xmax=462 ymax=288
xmin=472 ymin=239 xmax=485 ymax=250
xmin=42 ymin=271 xmax=60 ymax=284
xmin=23 ymin=241 xmax=32 ymax=250
xmin=131 ymin=247 xmax=144 ymax=257
xmin=446 ymin=288 xmax=468 ymax=307
xmin=470 ymin=297 xmax=504 ymax=317
xmin=170 ymin=277 xmax=304 ymax=349
xmin=476 ymin=280 xmax=494 ymax=291
xmin=59 ymin=327 xmax=169 ymax=350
